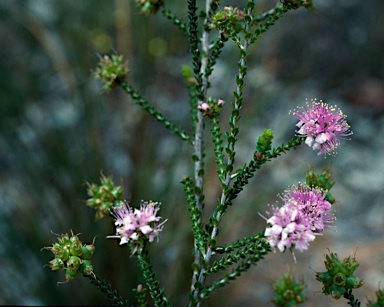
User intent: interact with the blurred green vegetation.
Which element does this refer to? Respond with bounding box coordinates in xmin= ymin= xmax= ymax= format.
xmin=0 ymin=0 xmax=383 ymax=306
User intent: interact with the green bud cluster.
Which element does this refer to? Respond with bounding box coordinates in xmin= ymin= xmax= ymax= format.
xmin=86 ymin=175 xmax=124 ymax=220
xmin=306 ymin=168 xmax=335 ymax=204
xmin=209 ymin=6 xmax=245 ymax=34
xmin=272 ymin=273 xmax=307 ymax=306
xmin=316 ymin=252 xmax=363 ymax=300
xmin=368 ymin=288 xmax=384 ymax=307
xmin=93 ymin=54 xmax=129 ymax=92
xmin=43 ymin=231 xmax=96 ymax=283
xmin=198 ymin=97 xmax=224 ymax=118
xmin=135 ymin=0 xmax=165 ymax=15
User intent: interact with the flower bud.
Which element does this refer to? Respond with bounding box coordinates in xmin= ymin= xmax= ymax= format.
xmin=50 ymin=243 xmax=70 ymax=261
xmin=48 ymin=258 xmax=65 ymax=271
xmin=316 ymin=271 xmax=333 ymax=286
xmin=69 ymin=235 xmax=83 ymax=257
xmin=324 ymin=253 xmax=340 ymax=275
xmin=197 ymin=97 xmax=225 ymax=118
xmin=64 ymin=268 xmax=79 ymax=283
xmin=81 ymin=242 xmax=96 ymax=260
xmin=367 ymin=288 xmax=384 ymax=307
xmin=345 ymin=276 xmax=362 ymax=289
xmin=330 ymin=284 xmax=346 ymax=300
xmin=78 ymin=260 xmax=94 ymax=276
xmin=333 ymin=272 xmax=346 ymax=287
xmin=67 ymin=256 xmax=82 ymax=271
xmin=341 ymin=256 xmax=360 ymax=275
xmin=57 ymin=233 xmax=71 ymax=245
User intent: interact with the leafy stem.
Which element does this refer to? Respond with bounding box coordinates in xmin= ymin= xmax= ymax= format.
xmin=84 ymin=273 xmax=129 ymax=307
xmin=190 ymin=4 xmax=255 ymax=304
xmin=119 ymin=81 xmax=193 ymax=144
xmin=226 ymin=136 xmax=305 ymax=207
xmin=161 ymin=7 xmax=188 ymax=33
xmin=136 ymin=249 xmax=172 ymax=307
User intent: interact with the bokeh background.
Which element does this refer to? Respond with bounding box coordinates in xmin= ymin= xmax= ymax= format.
xmin=1 ymin=0 xmax=383 ymax=306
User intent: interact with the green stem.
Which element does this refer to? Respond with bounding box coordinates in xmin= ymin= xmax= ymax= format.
xmin=225 ymin=137 xmax=305 ymax=207
xmin=161 ymin=7 xmax=188 ymax=33
xmin=344 ymin=289 xmax=361 ymax=307
xmin=120 ymin=81 xmax=193 ymax=144
xmin=136 ymin=250 xmax=172 ymax=307
xmin=187 ymin=0 xmax=212 ymax=302
xmin=191 ymin=5 xmax=255 ymax=304
xmin=84 ymin=274 xmax=129 ymax=307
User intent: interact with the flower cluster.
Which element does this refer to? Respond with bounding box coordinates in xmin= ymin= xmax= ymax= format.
xmin=135 ymin=0 xmax=165 ymax=15
xmin=291 ymin=99 xmax=352 ymax=156
xmin=86 ymin=174 xmax=124 ymax=220
xmin=209 ymin=6 xmax=245 ymax=34
xmin=368 ymin=288 xmax=384 ymax=307
xmin=316 ymin=252 xmax=362 ymax=300
xmin=306 ymin=167 xmax=335 ymax=204
xmin=272 ymin=273 xmax=307 ymax=306
xmin=264 ymin=184 xmax=335 ymax=253
xmin=93 ymin=54 xmax=129 ymax=92
xmin=198 ymin=98 xmax=224 ymax=118
xmin=43 ymin=231 xmax=95 ymax=283
xmin=281 ymin=0 xmax=315 ymax=11
xmin=108 ymin=201 xmax=166 ymax=253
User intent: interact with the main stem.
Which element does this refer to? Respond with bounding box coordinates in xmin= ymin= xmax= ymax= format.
xmin=192 ymin=9 xmax=252 ymax=305
xmin=191 ymin=0 xmax=211 ymax=297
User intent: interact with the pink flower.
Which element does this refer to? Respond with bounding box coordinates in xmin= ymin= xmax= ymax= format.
xmin=264 ymin=184 xmax=335 ymax=253
xmin=217 ymin=99 xmax=225 ymax=106
xmin=281 ymin=185 xmax=335 ymax=233
xmin=108 ymin=201 xmax=166 ymax=246
xmin=198 ymin=102 xmax=210 ymax=111
xmin=291 ymin=99 xmax=352 ymax=155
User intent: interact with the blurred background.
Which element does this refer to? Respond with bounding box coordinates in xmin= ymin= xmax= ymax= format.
xmin=0 ymin=0 xmax=383 ymax=306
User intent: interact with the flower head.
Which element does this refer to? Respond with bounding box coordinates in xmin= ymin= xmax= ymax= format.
xmin=316 ymin=252 xmax=362 ymax=300
xmin=264 ymin=184 xmax=335 ymax=253
xmin=291 ymin=99 xmax=352 ymax=156
xmin=135 ymin=0 xmax=165 ymax=15
xmin=108 ymin=201 xmax=166 ymax=252
xmin=86 ymin=174 xmax=124 ymax=220
xmin=198 ymin=102 xmax=210 ymax=111
xmin=272 ymin=273 xmax=307 ymax=306
xmin=198 ymin=98 xmax=225 ymax=117
xmin=42 ymin=230 xmax=96 ymax=284
xmin=93 ymin=54 xmax=129 ymax=92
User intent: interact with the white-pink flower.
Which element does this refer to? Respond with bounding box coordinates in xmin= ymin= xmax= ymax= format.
xmin=198 ymin=102 xmax=210 ymax=111
xmin=291 ymin=99 xmax=352 ymax=155
xmin=108 ymin=201 xmax=166 ymax=246
xmin=264 ymin=184 xmax=335 ymax=253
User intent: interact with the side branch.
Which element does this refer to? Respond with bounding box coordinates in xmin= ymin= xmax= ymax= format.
xmin=84 ymin=274 xmax=129 ymax=307
xmin=226 ymin=136 xmax=305 ymax=207
xmin=120 ymin=81 xmax=193 ymax=144
xmin=137 ymin=250 xmax=173 ymax=307
xmin=161 ymin=7 xmax=188 ymax=33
